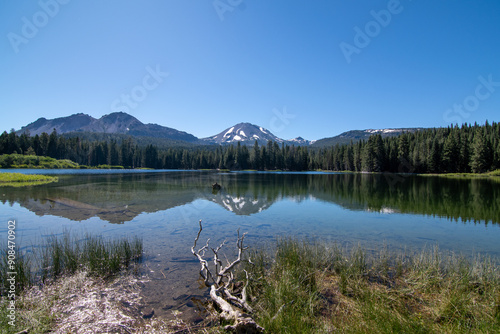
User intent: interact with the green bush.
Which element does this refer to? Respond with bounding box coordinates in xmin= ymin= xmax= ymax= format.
xmin=0 ymin=154 xmax=80 ymax=169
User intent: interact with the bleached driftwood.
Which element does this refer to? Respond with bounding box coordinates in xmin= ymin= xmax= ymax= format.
xmin=191 ymin=220 xmax=263 ymax=333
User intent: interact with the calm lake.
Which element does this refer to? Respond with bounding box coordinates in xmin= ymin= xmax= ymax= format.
xmin=1 ymin=169 xmax=499 ymax=321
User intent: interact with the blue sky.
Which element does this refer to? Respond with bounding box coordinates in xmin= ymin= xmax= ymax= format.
xmin=1 ymin=0 xmax=499 ymax=141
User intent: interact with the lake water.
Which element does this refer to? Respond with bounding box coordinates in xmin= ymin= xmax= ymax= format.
xmin=1 ymin=169 xmax=499 ymax=322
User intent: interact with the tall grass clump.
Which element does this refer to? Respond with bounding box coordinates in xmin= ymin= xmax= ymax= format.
xmin=79 ymin=234 xmax=142 ymax=277
xmin=0 ymin=231 xmax=143 ymax=297
xmin=244 ymin=240 xmax=500 ymax=334
xmin=246 ymin=238 xmax=327 ymax=333
xmin=42 ymin=232 xmax=143 ymax=280
xmin=0 ymin=232 xmax=144 ymax=334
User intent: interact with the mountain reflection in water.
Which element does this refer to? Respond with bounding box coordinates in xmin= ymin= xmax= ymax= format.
xmin=1 ymin=171 xmax=498 ymax=225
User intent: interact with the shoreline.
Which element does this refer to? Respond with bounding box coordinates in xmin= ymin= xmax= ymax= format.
xmin=2 ymin=164 xmax=500 ymax=179
xmin=2 ymin=239 xmax=499 ymax=333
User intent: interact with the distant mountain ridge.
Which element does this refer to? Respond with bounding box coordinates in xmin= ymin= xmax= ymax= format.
xmin=17 ymin=112 xmax=199 ymax=142
xmin=311 ymin=128 xmax=425 ymax=147
xmin=16 ymin=112 xmax=425 ymax=147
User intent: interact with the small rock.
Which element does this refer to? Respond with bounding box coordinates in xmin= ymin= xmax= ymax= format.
xmin=142 ymin=308 xmax=155 ymax=319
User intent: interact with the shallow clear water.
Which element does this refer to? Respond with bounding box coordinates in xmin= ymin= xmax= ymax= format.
xmin=1 ymin=170 xmax=499 ymax=321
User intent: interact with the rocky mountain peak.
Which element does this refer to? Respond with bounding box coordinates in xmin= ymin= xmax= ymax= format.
xmin=203 ymin=122 xmax=283 ymax=145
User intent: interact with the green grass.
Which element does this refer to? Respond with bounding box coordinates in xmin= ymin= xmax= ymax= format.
xmin=244 ymin=240 xmax=500 ymax=333
xmin=420 ymin=169 xmax=500 ymax=179
xmin=0 ymin=172 xmax=58 ymax=187
xmin=2 ymin=235 xmax=498 ymax=333
xmin=487 ymin=169 xmax=500 ymax=176
xmin=0 ymin=154 xmax=81 ymax=169
xmin=95 ymin=164 xmax=125 ymax=169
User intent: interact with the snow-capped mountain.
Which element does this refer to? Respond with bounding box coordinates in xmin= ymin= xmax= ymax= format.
xmin=210 ymin=193 xmax=275 ymax=215
xmin=202 ymin=122 xmax=314 ymax=146
xmin=311 ymin=128 xmax=424 ymax=147
xmin=288 ymin=136 xmax=316 ymax=146
xmin=203 ymin=122 xmax=285 ymax=145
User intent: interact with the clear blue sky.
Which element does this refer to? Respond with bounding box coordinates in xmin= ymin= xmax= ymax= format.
xmin=1 ymin=0 xmax=499 ymax=140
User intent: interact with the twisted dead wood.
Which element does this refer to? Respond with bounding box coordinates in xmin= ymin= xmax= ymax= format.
xmin=191 ymin=220 xmax=263 ymax=333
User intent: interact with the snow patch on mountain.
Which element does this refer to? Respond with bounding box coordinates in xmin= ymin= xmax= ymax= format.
xmin=288 ymin=136 xmax=314 ymax=145
xmin=202 ymin=122 xmax=314 ymax=146
xmin=366 ymin=129 xmax=402 ymax=134
xmin=203 ymin=122 xmax=284 ymax=145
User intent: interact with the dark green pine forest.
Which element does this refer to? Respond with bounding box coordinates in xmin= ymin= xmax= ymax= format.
xmin=1 ymin=121 xmax=499 ymax=173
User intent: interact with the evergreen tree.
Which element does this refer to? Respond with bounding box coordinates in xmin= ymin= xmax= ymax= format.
xmin=495 ymin=143 xmax=500 ymax=170
xmin=235 ymin=142 xmax=249 ymax=169
xmin=442 ymin=133 xmax=459 ymax=172
xmin=343 ymin=145 xmax=354 ymax=171
xmin=47 ymin=130 xmax=58 ymax=158
xmin=353 ymin=141 xmax=362 ymax=171
xmin=373 ymin=134 xmax=385 ymax=171
xmin=470 ymin=133 xmax=490 ymax=173
xmin=250 ymin=141 xmax=260 ymax=169
xmin=459 ymin=132 xmax=471 ymax=172
xmin=398 ymin=134 xmax=410 ymax=163
xmin=428 ymin=138 xmax=441 ymax=173
xmin=361 ymin=139 xmax=375 ymax=172
xmin=108 ymin=141 xmax=120 ymax=166
xmin=120 ymin=138 xmax=134 ymax=168
xmin=361 ymin=135 xmax=384 ymax=172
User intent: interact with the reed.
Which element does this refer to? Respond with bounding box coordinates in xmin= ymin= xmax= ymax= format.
xmin=0 ymin=231 xmax=143 ymax=296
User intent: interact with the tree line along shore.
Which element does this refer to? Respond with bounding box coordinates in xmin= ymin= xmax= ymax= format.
xmin=1 ymin=121 xmax=499 ymax=173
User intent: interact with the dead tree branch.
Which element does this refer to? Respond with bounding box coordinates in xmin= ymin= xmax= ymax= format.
xmin=191 ymin=220 xmax=263 ymax=333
